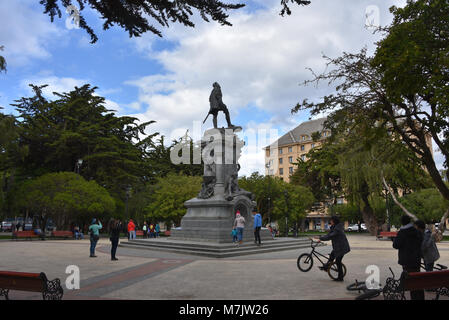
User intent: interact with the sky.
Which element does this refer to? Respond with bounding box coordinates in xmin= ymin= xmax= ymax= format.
xmin=1 ymin=0 xmax=443 ymax=176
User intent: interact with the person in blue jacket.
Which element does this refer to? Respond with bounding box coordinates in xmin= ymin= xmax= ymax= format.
xmin=88 ymin=218 xmax=102 ymax=257
xmin=253 ymin=209 xmax=262 ymax=246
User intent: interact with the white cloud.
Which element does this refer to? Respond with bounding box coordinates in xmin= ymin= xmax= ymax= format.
xmin=20 ymin=75 xmax=123 ymax=113
xmin=0 ymin=1 xmax=65 ymax=67
xmin=125 ymin=0 xmax=404 ymax=175
xmin=21 ymin=76 xmax=89 ymax=97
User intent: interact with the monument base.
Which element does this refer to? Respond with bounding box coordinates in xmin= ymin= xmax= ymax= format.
xmin=170 ymin=195 xmax=271 ymax=243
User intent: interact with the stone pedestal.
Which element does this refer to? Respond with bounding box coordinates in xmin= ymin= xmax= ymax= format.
xmin=170 ymin=128 xmax=271 ymax=243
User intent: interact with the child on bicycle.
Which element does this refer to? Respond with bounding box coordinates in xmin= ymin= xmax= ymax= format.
xmin=314 ymin=216 xmax=350 ymax=281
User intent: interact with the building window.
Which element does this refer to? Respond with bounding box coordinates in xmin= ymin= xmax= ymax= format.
xmin=311 ymin=143 xmax=315 ymax=148
xmin=337 ymin=198 xmax=344 ymax=204
xmin=289 ymin=167 xmax=293 ymax=174
xmin=279 ymin=148 xmax=283 ymax=154
xmin=279 ymin=168 xmax=284 ymax=175
xmin=300 ymin=145 xmax=305 ymax=151
xmin=323 ymin=131 xmax=327 ymax=137
xmin=279 ymin=158 xmax=283 ymax=164
xmin=302 ymin=136 xmax=306 ymax=141
xmin=288 ymin=156 xmax=293 ymax=163
xmin=288 ymin=146 xmax=293 ymax=153
xmin=301 ymin=155 xmax=306 ymax=161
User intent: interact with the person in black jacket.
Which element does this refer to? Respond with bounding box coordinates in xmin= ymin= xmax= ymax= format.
xmin=315 ymin=216 xmax=350 ymax=281
xmin=109 ymin=219 xmax=121 ymax=261
xmin=393 ymin=215 xmax=424 ymax=300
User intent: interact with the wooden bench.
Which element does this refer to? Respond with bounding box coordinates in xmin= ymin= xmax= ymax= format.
xmin=12 ymin=231 xmax=40 ymax=240
xmin=376 ymin=231 xmax=397 ymax=240
xmin=383 ymin=270 xmax=449 ymax=300
xmin=51 ymin=230 xmax=74 ymax=239
xmin=0 ymin=271 xmax=64 ymax=300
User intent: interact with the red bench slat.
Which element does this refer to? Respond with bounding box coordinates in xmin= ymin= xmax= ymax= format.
xmin=0 ymin=271 xmax=41 ymax=278
xmin=51 ymin=231 xmax=73 ymax=236
xmin=404 ymin=270 xmax=449 ymax=291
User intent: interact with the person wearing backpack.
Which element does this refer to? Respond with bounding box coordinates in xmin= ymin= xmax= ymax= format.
xmin=149 ymin=223 xmax=155 ymax=238
xmin=415 ymin=220 xmax=440 ymax=272
xmin=233 ymin=211 xmax=246 ymax=246
xmin=109 ymin=219 xmax=121 ymax=261
xmin=155 ymin=223 xmax=160 ymax=238
xmin=89 ymin=218 xmax=102 ymax=258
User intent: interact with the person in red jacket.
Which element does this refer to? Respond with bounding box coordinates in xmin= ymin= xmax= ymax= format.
xmin=128 ymin=219 xmax=136 ymax=240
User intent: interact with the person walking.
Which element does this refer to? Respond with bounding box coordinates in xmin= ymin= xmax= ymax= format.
xmin=149 ymin=223 xmax=155 ymax=238
xmin=233 ymin=211 xmax=246 ymax=246
xmin=231 ymin=227 xmax=238 ymax=244
xmin=109 ymin=219 xmax=121 ymax=261
xmin=314 ymin=216 xmax=350 ymax=282
xmin=142 ymin=221 xmax=148 ymax=239
xmin=415 ymin=220 xmax=440 ymax=272
xmin=393 ymin=215 xmax=424 ymax=300
xmin=88 ymin=218 xmax=102 ymax=258
xmin=253 ymin=209 xmax=262 ymax=246
xmin=155 ymin=223 xmax=160 ymax=238
xmin=128 ymin=219 xmax=136 ymax=240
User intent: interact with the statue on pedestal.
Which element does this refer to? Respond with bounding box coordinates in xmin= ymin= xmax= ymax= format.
xmin=203 ymin=82 xmax=239 ymax=129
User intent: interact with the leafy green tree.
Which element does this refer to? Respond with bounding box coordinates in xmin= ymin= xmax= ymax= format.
xmin=290 ymin=142 xmax=342 ymax=203
xmin=272 ymin=183 xmax=315 ymax=235
xmin=239 ymin=172 xmax=284 ymax=222
xmin=0 ymin=45 xmax=6 ymax=73
xmin=11 ymin=172 xmax=115 ymax=231
xmin=144 ymin=173 xmax=202 ymax=228
xmin=292 ymin=0 xmax=449 ymax=232
xmin=40 ymin=0 xmax=310 ymax=43
xmin=11 ymin=84 xmax=157 ymax=205
xmin=393 ymin=188 xmax=449 ymax=225
xmin=333 ymin=202 xmax=361 ymax=224
xmin=239 ymin=172 xmax=314 ymax=230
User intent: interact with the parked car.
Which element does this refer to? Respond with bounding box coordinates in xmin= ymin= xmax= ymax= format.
xmin=1 ymin=218 xmax=14 ymax=232
xmin=347 ymin=224 xmax=367 ymax=232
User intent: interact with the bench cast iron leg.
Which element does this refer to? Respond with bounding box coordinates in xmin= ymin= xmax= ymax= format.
xmin=0 ymin=288 xmax=9 ymax=300
xmin=42 ymin=278 xmax=64 ymax=300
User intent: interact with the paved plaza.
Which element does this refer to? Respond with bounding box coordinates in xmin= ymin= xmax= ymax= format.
xmin=1 ymin=234 xmax=449 ymax=300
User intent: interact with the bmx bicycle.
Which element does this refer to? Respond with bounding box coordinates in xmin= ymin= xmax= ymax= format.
xmin=346 ymin=279 xmax=383 ymax=300
xmin=297 ymin=238 xmax=347 ymax=280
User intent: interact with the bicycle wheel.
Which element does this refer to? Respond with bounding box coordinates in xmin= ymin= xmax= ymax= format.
xmin=328 ymin=262 xmax=347 ymax=280
xmin=355 ymin=289 xmax=382 ymax=300
xmin=297 ymin=253 xmax=313 ymax=272
xmin=346 ymin=281 xmax=366 ymax=292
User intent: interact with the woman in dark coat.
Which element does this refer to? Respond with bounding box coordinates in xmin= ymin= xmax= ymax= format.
xmin=315 ymin=216 xmax=350 ymax=281
xmin=109 ymin=219 xmax=121 ymax=261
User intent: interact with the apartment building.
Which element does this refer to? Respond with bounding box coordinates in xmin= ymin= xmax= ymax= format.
xmin=264 ymin=117 xmax=329 ymax=182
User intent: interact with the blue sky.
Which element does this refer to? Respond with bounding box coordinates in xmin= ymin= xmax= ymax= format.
xmin=3 ymin=0 xmax=442 ymax=175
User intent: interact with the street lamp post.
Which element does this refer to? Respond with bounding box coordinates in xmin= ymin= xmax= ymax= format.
xmin=75 ymin=159 xmax=83 ymax=174
xmin=125 ymin=185 xmax=132 ymax=219
xmin=283 ymin=190 xmax=290 ymax=238
xmin=385 ymin=187 xmax=390 ymax=231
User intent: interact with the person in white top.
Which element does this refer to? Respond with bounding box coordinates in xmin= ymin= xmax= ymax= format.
xmin=233 ymin=211 xmax=246 ymax=246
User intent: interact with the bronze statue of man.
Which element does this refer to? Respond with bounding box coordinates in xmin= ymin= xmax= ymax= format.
xmin=203 ymin=82 xmax=235 ymax=129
